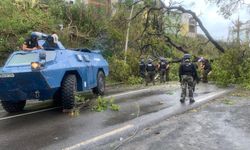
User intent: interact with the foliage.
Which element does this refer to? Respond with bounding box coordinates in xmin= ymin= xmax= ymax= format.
xmin=92 ymin=96 xmax=120 ymax=112
xmin=75 ymin=93 xmax=85 ymax=103
xmin=108 ymin=56 xmax=132 ymax=82
xmin=210 ymin=45 xmax=250 ymax=87
xmin=127 ymin=76 xmax=143 ymax=85
xmin=208 ymin=0 xmax=249 ymax=18
xmin=110 ymin=102 xmax=120 ymax=111
xmin=222 ymin=99 xmax=235 ymax=105
xmin=0 ymin=0 xmax=247 ymax=86
xmin=168 ymin=63 xmax=179 ymax=81
xmin=0 ymin=0 xmax=56 ymax=64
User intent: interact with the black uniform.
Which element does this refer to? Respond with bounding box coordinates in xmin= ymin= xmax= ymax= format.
xmin=158 ymin=60 xmax=169 ymax=83
xmin=24 ymin=38 xmax=39 ymax=49
xmin=146 ymin=62 xmax=156 ymax=86
xmin=139 ymin=61 xmax=146 ymax=78
xmin=192 ymin=62 xmax=199 ymax=91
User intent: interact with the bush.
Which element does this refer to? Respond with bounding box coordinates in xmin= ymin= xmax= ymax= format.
xmin=168 ymin=63 xmax=179 ymax=81
xmin=108 ymin=57 xmax=132 ymax=82
xmin=210 ymin=47 xmax=250 ymax=87
xmin=127 ymin=76 xmax=143 ymax=85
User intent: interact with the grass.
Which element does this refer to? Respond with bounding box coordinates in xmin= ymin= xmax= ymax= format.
xmin=222 ymin=99 xmax=235 ymax=105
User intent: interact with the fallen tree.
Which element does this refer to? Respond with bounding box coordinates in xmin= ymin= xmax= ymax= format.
xmin=128 ymin=0 xmax=225 ymax=54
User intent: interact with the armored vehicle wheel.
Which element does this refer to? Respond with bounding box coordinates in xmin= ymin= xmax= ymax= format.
xmin=1 ymin=100 xmax=26 ymax=113
xmin=93 ymin=71 xmax=105 ymax=96
xmin=53 ymin=89 xmax=62 ymax=106
xmin=61 ymin=74 xmax=77 ymax=109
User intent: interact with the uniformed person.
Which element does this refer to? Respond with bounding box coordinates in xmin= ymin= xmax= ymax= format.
xmin=139 ymin=59 xmax=146 ymax=79
xmin=199 ymin=57 xmax=212 ymax=83
xmin=22 ymin=34 xmax=43 ymax=51
xmin=157 ymin=57 xmax=169 ymax=83
xmin=146 ymin=58 xmax=156 ymax=86
xmin=179 ymin=54 xmax=198 ymax=103
xmin=192 ymin=59 xmax=200 ymax=92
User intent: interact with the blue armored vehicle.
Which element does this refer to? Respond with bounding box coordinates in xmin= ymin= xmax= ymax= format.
xmin=0 ymin=36 xmax=109 ymax=113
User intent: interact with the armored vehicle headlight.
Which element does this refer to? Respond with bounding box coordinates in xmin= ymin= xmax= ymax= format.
xmin=31 ymin=62 xmax=41 ymax=70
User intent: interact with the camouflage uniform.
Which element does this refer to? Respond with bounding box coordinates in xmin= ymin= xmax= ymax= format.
xmin=199 ymin=58 xmax=212 ymax=83
xmin=158 ymin=58 xmax=169 ymax=83
xmin=179 ymin=54 xmax=198 ymax=103
xmin=180 ymin=75 xmax=194 ymax=102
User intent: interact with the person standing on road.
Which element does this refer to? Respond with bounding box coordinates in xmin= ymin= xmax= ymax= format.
xmin=157 ymin=57 xmax=169 ymax=83
xmin=179 ymin=54 xmax=198 ymax=103
xmin=198 ymin=57 xmax=212 ymax=83
xmin=139 ymin=58 xmax=146 ymax=79
xmin=192 ymin=59 xmax=200 ymax=92
xmin=146 ymin=58 xmax=156 ymax=86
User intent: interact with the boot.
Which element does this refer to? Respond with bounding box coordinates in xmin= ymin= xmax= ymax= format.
xmin=190 ymin=98 xmax=195 ymax=103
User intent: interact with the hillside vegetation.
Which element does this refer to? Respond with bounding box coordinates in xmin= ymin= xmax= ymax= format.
xmin=0 ymin=0 xmax=249 ymax=87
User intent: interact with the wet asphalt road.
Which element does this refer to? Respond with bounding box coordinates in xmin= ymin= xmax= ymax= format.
xmin=98 ymin=89 xmax=250 ymax=150
xmin=0 ymin=83 xmax=226 ymax=150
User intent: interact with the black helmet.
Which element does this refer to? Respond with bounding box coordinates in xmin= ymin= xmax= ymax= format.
xmin=183 ymin=54 xmax=191 ymax=60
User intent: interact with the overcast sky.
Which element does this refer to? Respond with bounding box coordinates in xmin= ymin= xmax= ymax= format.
xmin=163 ymin=0 xmax=250 ymax=40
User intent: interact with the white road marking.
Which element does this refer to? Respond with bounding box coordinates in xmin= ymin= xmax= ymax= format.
xmin=63 ymin=124 xmax=134 ymax=150
xmin=0 ymin=107 xmax=60 ymax=121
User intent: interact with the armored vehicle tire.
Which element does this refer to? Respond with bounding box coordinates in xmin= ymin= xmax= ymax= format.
xmin=53 ymin=89 xmax=62 ymax=106
xmin=93 ymin=71 xmax=105 ymax=96
xmin=61 ymin=74 xmax=77 ymax=110
xmin=1 ymin=100 xmax=26 ymax=113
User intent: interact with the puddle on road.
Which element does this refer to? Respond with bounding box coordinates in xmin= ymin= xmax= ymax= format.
xmin=104 ymin=101 xmax=169 ymax=126
xmin=199 ymin=91 xmax=212 ymax=94
xmin=139 ymin=101 xmax=168 ymax=114
xmin=115 ymin=90 xmax=174 ymax=104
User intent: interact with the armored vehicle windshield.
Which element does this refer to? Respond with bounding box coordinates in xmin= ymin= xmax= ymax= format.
xmin=6 ymin=51 xmax=57 ymax=67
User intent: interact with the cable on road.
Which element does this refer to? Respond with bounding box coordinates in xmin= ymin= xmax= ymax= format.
xmin=112 ymin=102 xmax=141 ymax=150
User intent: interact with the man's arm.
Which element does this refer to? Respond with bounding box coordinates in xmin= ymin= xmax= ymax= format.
xmin=22 ymin=44 xmax=35 ymax=51
xmin=166 ymin=64 xmax=169 ymax=70
xmin=22 ymin=43 xmax=43 ymax=51
xmin=35 ymin=40 xmax=43 ymax=49
xmin=37 ymin=45 xmax=43 ymax=49
xmin=192 ymin=64 xmax=199 ymax=83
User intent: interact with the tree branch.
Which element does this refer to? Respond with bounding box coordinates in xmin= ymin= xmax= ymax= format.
xmin=159 ymin=1 xmax=225 ymax=53
xmin=164 ymin=35 xmax=189 ymax=53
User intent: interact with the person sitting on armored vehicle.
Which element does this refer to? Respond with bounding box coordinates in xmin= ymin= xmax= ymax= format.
xmin=42 ymin=34 xmax=59 ymax=50
xmin=22 ymin=34 xmax=43 ymax=51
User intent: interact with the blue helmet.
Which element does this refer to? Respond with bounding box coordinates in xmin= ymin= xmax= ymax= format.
xmin=31 ymin=34 xmax=38 ymax=40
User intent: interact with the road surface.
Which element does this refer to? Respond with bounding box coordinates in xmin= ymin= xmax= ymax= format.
xmin=0 ymin=82 xmax=230 ymax=150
